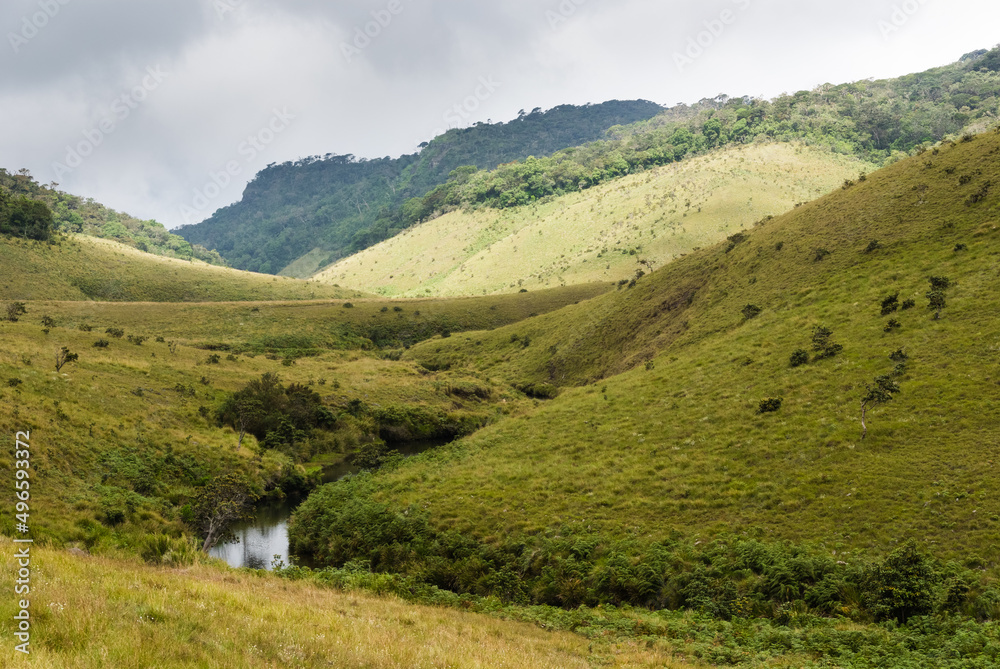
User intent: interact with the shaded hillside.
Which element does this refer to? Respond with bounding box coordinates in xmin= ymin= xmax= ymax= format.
xmin=176 ymin=100 xmax=665 ymax=277
xmin=317 ymin=142 xmax=875 ymax=296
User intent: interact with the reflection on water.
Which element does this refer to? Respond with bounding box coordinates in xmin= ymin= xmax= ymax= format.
xmin=210 ymin=439 xmax=448 ymax=570
xmin=208 ymin=502 xmax=293 ymax=570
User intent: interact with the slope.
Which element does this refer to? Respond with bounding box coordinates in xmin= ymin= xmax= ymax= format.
xmin=292 ymin=128 xmax=1000 ymax=602
xmin=0 ymin=233 xmax=364 ymax=302
xmin=176 ymin=101 xmax=665 ymax=276
xmin=316 ymin=142 xmax=875 ymax=296
xmin=0 ymin=543 xmax=677 ymax=668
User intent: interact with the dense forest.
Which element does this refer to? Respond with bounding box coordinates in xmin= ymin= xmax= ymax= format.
xmin=176 ymin=100 xmax=666 ymax=275
xmin=0 ymin=168 xmax=225 ymax=265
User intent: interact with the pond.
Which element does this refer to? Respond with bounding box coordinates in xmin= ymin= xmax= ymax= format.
xmin=209 ymin=440 xmax=446 ymax=570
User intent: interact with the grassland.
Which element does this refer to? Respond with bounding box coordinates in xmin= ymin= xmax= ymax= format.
xmin=0 ymin=233 xmax=364 ymax=302
xmin=0 ymin=541 xmax=686 ymax=668
xmin=316 ymin=143 xmax=876 ymax=297
xmin=295 ymin=130 xmax=1000 ymax=578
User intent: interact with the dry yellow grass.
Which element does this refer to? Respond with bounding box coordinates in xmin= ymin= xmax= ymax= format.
xmin=317 ymin=142 xmax=874 ymax=297
xmin=0 ymin=541 xmax=693 ymax=668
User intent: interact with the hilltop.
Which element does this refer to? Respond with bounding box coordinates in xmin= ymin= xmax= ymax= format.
xmin=317 ymin=142 xmax=874 ymax=296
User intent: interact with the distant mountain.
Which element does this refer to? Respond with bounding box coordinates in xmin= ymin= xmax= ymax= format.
xmin=175 ymin=100 xmax=665 ymax=276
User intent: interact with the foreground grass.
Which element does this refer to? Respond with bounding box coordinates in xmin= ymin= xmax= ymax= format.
xmin=0 ymin=541 xmax=686 ymax=668
xmin=318 ymin=143 xmax=874 ymax=297
xmin=0 ymin=234 xmax=364 ymax=302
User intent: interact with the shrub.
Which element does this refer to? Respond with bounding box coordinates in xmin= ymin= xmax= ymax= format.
xmin=884 ymin=319 xmax=901 ymax=332
xmin=40 ymin=315 xmax=56 ymax=328
xmin=864 ymin=240 xmax=882 ymax=253
xmin=757 ymin=398 xmax=782 ymax=414
xmin=927 ymin=290 xmax=946 ymax=319
xmin=880 ymin=293 xmax=899 ymax=315
xmin=789 ymin=349 xmax=810 ymax=367
xmin=811 ymin=326 xmax=843 ymax=360
xmin=814 ymin=248 xmax=831 ymax=261
xmin=928 ymin=276 xmax=951 ymax=291
xmin=105 ymin=327 xmax=125 ymax=338
xmin=380 ymin=306 xmax=388 ymax=313
xmin=862 ymin=540 xmax=938 ymax=622
xmin=343 ymin=302 xmax=354 ymax=309
xmin=954 ymin=243 xmax=968 ymax=251
xmin=741 ymin=304 xmax=762 ymax=320
xmin=78 ymin=324 xmax=94 ymax=332
xmin=127 ymin=335 xmax=148 ymax=346
xmin=7 ymin=378 xmax=22 ymax=388
xmin=889 ymin=349 xmax=909 ymax=362
xmin=155 ymin=336 xmax=166 ymax=343
xmin=774 ymin=241 xmax=784 ymax=251
xmin=393 ymin=306 xmax=403 ymax=312
xmin=206 ymin=354 xmax=221 ymax=364
xmin=5 ymin=302 xmax=27 ymax=322
xmin=93 ymin=339 xmax=110 ymax=348
xmin=901 ymin=299 xmax=916 ymax=310
xmin=55 ymin=347 xmax=79 ymax=372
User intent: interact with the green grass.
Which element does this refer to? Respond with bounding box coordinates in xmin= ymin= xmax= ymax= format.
xmin=317 ymin=143 xmax=875 ymax=297
xmin=0 ymin=233 xmax=366 ymax=302
xmin=314 ymin=130 xmax=1000 ymax=568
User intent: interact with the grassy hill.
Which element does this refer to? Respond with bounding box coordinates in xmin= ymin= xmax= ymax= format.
xmin=0 ymin=542 xmax=681 ymax=668
xmin=0 ymin=233 xmax=365 ymax=302
xmin=316 ymin=143 xmax=875 ymax=296
xmin=288 ymin=128 xmax=1000 ymax=646
xmin=176 ymin=101 xmax=665 ymax=277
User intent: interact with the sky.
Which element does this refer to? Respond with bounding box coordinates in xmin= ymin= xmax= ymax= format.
xmin=0 ymin=0 xmax=997 ymax=230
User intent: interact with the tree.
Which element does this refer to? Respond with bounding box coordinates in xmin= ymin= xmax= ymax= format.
xmin=54 ymin=347 xmax=79 ymax=372
xmin=927 ymin=290 xmax=947 ymax=319
xmin=812 ymin=326 xmax=843 ymax=360
xmin=191 ymin=473 xmax=260 ymax=552
xmin=0 ymin=196 xmax=54 ymax=241
xmin=234 ymin=396 xmax=264 ymax=450
xmin=860 ymin=374 xmax=900 ymax=440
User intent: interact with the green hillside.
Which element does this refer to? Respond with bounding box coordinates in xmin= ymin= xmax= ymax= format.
xmin=287 ymin=128 xmax=1000 ymax=657
xmin=175 ymin=101 xmax=665 ymax=277
xmin=317 ymin=142 xmax=875 ymax=296
xmin=0 ymin=168 xmax=226 ymax=265
xmin=0 ymin=233 xmax=364 ymax=302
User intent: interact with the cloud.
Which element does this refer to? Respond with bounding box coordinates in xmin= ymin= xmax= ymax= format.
xmin=0 ymin=0 xmax=997 ymax=229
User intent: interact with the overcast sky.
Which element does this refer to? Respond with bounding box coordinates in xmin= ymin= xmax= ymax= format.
xmin=1 ymin=0 xmax=997 ymax=230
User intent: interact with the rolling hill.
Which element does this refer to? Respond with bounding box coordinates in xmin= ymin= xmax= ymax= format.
xmin=289 ymin=127 xmax=1000 ymax=638
xmin=0 ymin=233 xmax=363 ymax=302
xmin=316 ymin=142 xmax=876 ymax=296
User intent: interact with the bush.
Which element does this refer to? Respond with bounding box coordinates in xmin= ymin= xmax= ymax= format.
xmin=105 ymin=327 xmax=125 ymax=338
xmin=865 ymin=240 xmax=882 ymax=253
xmin=343 ymin=302 xmax=354 ymax=309
xmin=741 ymin=304 xmax=762 ymax=320
xmin=954 ymin=243 xmax=968 ymax=251
xmin=7 ymin=378 xmax=22 ymax=388
xmin=889 ymin=348 xmax=909 ymax=362
xmin=789 ymin=349 xmax=810 ymax=367
xmin=884 ymin=319 xmax=901 ymax=332
xmin=757 ymin=398 xmax=782 ymax=414
xmin=93 ymin=339 xmax=110 ymax=348
xmin=206 ymin=354 xmax=221 ymax=364
xmin=814 ymin=248 xmax=831 ymax=261
xmin=901 ymin=299 xmax=916 ymax=310
xmin=127 ymin=334 xmax=148 ymax=346
xmin=78 ymin=324 xmax=94 ymax=332
xmin=862 ymin=540 xmax=938 ymax=623
xmin=880 ymin=293 xmax=899 ymax=315
xmin=811 ymin=326 xmax=843 ymax=360
xmin=40 ymin=315 xmax=56 ymax=328
xmin=5 ymin=302 xmax=27 ymax=322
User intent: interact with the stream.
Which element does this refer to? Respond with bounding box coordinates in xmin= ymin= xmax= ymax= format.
xmin=209 ymin=440 xmax=445 ymax=570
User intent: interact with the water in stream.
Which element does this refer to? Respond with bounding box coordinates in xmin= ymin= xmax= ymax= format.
xmin=209 ymin=440 xmax=445 ymax=570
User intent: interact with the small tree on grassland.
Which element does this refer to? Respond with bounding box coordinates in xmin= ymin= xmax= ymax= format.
xmin=192 ymin=473 xmax=260 ymax=552
xmin=55 ymin=347 xmax=78 ymax=372
xmin=861 ymin=374 xmax=900 ymax=440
